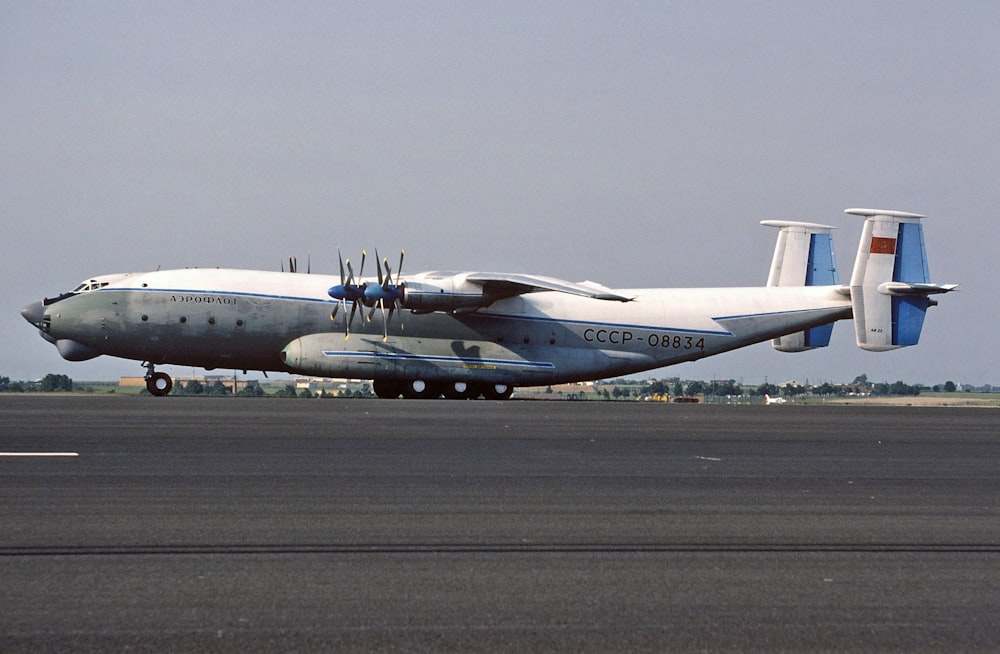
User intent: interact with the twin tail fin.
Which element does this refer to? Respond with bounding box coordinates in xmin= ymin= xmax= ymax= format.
xmin=761 ymin=209 xmax=956 ymax=353
xmin=846 ymin=208 xmax=956 ymax=351
xmin=761 ymin=220 xmax=840 ymax=352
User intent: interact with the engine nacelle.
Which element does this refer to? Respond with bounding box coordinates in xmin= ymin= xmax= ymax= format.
xmin=400 ymin=274 xmax=498 ymax=313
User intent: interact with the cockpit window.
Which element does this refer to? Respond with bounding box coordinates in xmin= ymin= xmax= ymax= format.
xmin=71 ymin=280 xmax=109 ymax=293
xmin=44 ymin=273 xmax=136 ymax=306
xmin=44 ymin=278 xmax=116 ymax=306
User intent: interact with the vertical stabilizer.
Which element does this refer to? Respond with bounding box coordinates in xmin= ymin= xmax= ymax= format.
xmin=846 ymin=208 xmax=955 ymax=351
xmin=761 ymin=220 xmax=839 ymax=352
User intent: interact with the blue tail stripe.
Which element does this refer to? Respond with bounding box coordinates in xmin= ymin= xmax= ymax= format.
xmin=806 ymin=233 xmax=839 ymax=286
xmin=892 ymin=296 xmax=929 ymax=346
xmin=804 ymin=322 xmax=835 ymax=348
xmin=893 ymin=222 xmax=930 ymax=283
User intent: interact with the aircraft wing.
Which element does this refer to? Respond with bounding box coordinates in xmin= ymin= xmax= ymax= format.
xmin=465 ymin=273 xmax=632 ymax=302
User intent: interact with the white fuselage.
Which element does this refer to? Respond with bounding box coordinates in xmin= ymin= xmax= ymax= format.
xmin=34 ymin=268 xmax=851 ymax=385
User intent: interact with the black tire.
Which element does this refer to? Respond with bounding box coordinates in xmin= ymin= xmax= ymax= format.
xmin=146 ymin=372 xmax=173 ymax=396
xmin=442 ymin=381 xmax=480 ymax=400
xmin=401 ymin=380 xmax=442 ymax=399
xmin=373 ymin=380 xmax=403 ymax=399
xmin=481 ymin=383 xmax=514 ymax=400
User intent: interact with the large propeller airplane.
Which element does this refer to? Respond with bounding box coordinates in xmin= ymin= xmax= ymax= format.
xmin=20 ymin=209 xmax=955 ymax=399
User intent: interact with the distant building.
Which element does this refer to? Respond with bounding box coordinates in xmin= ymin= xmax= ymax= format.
xmin=119 ymin=375 xmax=252 ymax=393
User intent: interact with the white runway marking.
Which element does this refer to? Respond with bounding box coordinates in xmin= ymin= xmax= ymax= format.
xmin=0 ymin=452 xmax=79 ymax=457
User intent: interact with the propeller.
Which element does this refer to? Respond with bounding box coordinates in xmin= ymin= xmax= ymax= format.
xmin=282 ymin=254 xmax=310 ymax=273
xmin=328 ymin=249 xmax=367 ymax=339
xmin=364 ymin=249 xmax=405 ymax=341
xmin=329 ymin=248 xmax=405 ymax=341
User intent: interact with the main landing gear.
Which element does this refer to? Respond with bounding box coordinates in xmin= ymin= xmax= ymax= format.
xmin=372 ymin=380 xmax=515 ymax=400
xmin=143 ymin=362 xmax=173 ymax=396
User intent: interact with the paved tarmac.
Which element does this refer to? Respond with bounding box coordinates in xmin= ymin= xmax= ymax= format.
xmin=1 ymin=395 xmax=998 ymax=652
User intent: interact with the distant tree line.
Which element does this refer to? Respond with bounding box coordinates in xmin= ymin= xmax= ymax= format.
xmin=0 ymin=372 xmax=978 ymax=398
xmin=0 ymin=373 xmax=73 ymax=393
xmin=171 ymin=379 xmax=236 ymax=396
xmin=601 ymin=373 xmax=970 ymax=401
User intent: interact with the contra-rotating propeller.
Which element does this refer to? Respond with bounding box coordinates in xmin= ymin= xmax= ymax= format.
xmin=364 ymin=249 xmax=405 ymax=341
xmin=282 ymin=253 xmax=311 ymax=274
xmin=327 ymin=249 xmax=367 ymax=338
xmin=327 ymin=248 xmax=406 ymax=340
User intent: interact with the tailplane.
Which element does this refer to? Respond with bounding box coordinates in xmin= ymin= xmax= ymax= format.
xmin=846 ymin=208 xmax=956 ymax=351
xmin=761 ymin=220 xmax=839 ymax=352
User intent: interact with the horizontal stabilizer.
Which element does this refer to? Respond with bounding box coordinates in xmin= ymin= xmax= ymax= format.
xmin=878 ymin=282 xmax=958 ymax=296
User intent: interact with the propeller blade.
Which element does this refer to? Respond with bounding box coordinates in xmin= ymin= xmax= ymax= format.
xmin=338 ymin=249 xmax=346 ymax=285
xmin=382 ymin=255 xmax=392 ymax=289
xmin=346 ymin=301 xmax=360 ymax=339
xmin=331 ymin=298 xmax=348 ymax=321
xmin=385 ymin=304 xmax=398 ymax=335
xmin=390 ymin=249 xmax=405 ymax=333
xmin=378 ymin=300 xmax=388 ymax=341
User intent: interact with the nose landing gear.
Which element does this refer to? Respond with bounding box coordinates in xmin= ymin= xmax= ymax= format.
xmin=143 ymin=362 xmax=173 ymax=396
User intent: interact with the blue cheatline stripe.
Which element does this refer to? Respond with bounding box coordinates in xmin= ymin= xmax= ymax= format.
xmin=322 ymin=351 xmax=556 ymax=369
xmin=806 ymin=233 xmax=839 ymax=286
xmin=893 ymin=222 xmax=930 ymax=284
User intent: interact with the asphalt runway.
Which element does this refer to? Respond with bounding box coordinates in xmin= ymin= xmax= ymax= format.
xmin=1 ymin=396 xmax=998 ymax=652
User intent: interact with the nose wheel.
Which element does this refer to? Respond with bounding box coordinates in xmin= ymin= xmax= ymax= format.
xmin=143 ymin=363 xmax=173 ymax=396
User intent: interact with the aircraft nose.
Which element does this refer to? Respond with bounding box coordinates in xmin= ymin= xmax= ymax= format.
xmin=20 ymin=301 xmax=45 ymax=327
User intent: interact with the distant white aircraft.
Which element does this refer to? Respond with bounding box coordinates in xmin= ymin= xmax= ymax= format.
xmin=21 ymin=209 xmax=955 ymax=399
xmin=764 ymin=394 xmax=787 ymax=405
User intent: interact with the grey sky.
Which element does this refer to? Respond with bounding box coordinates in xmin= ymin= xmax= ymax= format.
xmin=3 ymin=1 xmax=996 ymax=386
